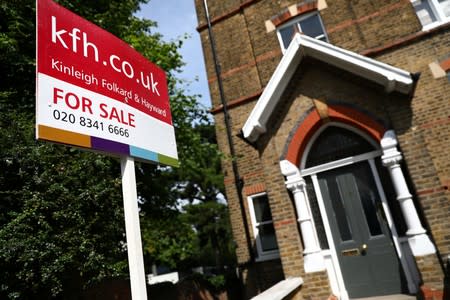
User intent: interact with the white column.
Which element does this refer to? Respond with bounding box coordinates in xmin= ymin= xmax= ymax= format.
xmin=381 ymin=130 xmax=436 ymax=256
xmin=280 ymin=160 xmax=325 ymax=272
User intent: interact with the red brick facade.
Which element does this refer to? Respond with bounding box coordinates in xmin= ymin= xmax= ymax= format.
xmin=195 ymin=1 xmax=450 ymax=299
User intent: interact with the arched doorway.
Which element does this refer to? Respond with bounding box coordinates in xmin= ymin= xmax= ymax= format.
xmin=301 ymin=124 xmax=405 ymax=298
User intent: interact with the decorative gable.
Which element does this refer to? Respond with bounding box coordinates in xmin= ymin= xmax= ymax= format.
xmin=241 ymin=34 xmax=415 ymax=143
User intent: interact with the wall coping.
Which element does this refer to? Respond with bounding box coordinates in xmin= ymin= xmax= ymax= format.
xmin=250 ymin=277 xmax=303 ymax=300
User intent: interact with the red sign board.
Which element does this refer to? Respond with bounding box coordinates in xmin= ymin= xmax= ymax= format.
xmin=36 ymin=0 xmax=178 ymax=166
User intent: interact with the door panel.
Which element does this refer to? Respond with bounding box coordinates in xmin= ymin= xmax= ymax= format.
xmin=318 ymin=162 xmax=403 ymax=298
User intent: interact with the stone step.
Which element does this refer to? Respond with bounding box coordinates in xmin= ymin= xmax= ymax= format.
xmin=352 ymin=294 xmax=416 ymax=300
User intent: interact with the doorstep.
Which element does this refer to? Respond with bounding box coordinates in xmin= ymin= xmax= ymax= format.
xmin=352 ymin=294 xmax=416 ymax=300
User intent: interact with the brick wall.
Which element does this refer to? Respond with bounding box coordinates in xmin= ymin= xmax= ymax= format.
xmin=324 ymin=0 xmax=422 ymax=51
xmin=240 ymin=259 xmax=285 ymax=299
xmin=374 ymin=31 xmax=450 ymax=274
xmin=416 ymin=255 xmax=445 ymax=290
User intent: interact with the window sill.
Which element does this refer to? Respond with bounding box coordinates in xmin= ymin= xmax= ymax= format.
xmin=421 ymin=19 xmax=450 ymax=31
xmin=255 ymin=251 xmax=280 ymax=262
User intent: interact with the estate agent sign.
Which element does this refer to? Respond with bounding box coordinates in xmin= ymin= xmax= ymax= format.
xmin=37 ymin=1 xmax=178 ymax=298
xmin=36 ymin=0 xmax=178 ymax=167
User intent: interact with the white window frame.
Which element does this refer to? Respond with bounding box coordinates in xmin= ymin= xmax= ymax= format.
xmin=276 ymin=12 xmax=328 ymax=53
xmin=247 ymin=192 xmax=280 ymax=261
xmin=411 ymin=0 xmax=450 ymax=30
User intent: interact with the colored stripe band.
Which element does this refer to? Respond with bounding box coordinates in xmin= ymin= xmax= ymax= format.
xmin=37 ymin=125 xmax=178 ymax=167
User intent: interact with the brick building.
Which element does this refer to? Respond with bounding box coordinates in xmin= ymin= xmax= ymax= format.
xmin=194 ymin=1 xmax=450 ymax=299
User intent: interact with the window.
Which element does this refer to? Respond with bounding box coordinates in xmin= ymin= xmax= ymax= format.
xmin=277 ymin=13 xmax=328 ymax=51
xmin=305 ymin=126 xmax=376 ymax=168
xmin=412 ymin=0 xmax=450 ymax=30
xmin=247 ymin=193 xmax=279 ymax=261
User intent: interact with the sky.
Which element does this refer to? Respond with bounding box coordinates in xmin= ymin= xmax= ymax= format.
xmin=136 ymin=1 xmax=226 ymax=205
xmin=136 ymin=0 xmax=211 ymax=109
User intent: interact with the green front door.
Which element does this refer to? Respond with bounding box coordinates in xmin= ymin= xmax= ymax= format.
xmin=318 ymin=161 xmax=404 ymax=298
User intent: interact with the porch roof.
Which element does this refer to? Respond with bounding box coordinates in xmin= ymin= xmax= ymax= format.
xmin=241 ymin=34 xmax=415 ymax=143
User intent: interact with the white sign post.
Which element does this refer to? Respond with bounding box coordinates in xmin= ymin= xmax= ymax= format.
xmin=36 ymin=0 xmax=179 ymax=298
xmin=121 ymin=156 xmax=147 ymax=299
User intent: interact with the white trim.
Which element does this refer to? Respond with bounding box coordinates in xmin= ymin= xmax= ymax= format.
xmin=322 ymin=250 xmax=340 ymax=297
xmin=300 ymin=122 xmax=380 ymax=170
xmin=311 ymin=174 xmax=349 ymax=300
xmin=368 ymin=158 xmax=419 ymax=294
xmin=250 ymin=277 xmax=303 ymax=300
xmin=247 ymin=192 xmax=281 ymax=262
xmin=280 ymin=160 xmax=325 ymax=272
xmin=380 ymin=130 xmax=436 ymax=256
xmin=411 ymin=0 xmax=450 ymax=31
xmin=276 ymin=12 xmax=329 ymax=53
xmin=242 ymin=34 xmax=414 ymax=143
xmin=301 ymin=150 xmax=382 ymax=177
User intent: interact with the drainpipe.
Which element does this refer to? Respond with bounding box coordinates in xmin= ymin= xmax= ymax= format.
xmin=201 ymin=0 xmax=254 ymax=263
